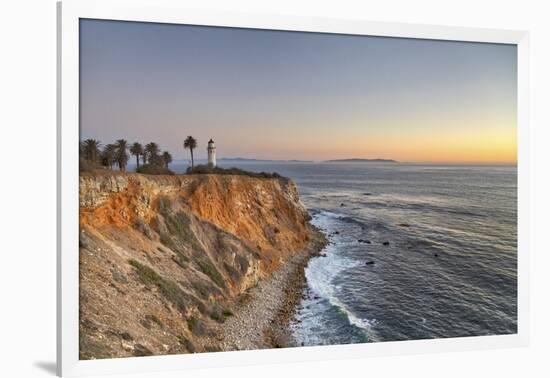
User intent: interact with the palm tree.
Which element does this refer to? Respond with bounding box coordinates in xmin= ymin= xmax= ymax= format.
xmin=162 ymin=151 xmax=173 ymax=169
xmin=144 ymin=142 xmax=160 ymax=165
xmin=101 ymin=144 xmax=117 ymax=169
xmin=130 ymin=142 xmax=144 ymax=169
xmin=83 ymin=139 xmax=101 ymax=163
xmin=115 ymin=139 xmax=129 ymax=172
xmin=183 ymin=136 xmax=197 ymax=169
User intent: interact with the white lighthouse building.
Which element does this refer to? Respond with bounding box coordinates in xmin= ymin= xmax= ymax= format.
xmin=207 ymin=139 xmax=216 ymax=167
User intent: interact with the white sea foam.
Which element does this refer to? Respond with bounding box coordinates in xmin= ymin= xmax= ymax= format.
xmin=302 ymin=211 xmax=378 ymax=337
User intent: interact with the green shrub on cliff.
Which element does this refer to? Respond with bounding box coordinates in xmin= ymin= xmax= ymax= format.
xmin=136 ymin=163 xmax=174 ymax=175
xmin=206 ymin=301 xmax=233 ymax=322
xmin=222 ymin=309 xmax=234 ymax=317
xmin=186 ymin=316 xmax=206 ymax=336
xmin=143 ymin=314 xmax=163 ymax=329
xmin=158 ymin=203 xmax=205 ymax=254
xmin=128 ymin=259 xmax=188 ymax=314
xmin=191 ymin=279 xmax=222 ymax=299
xmin=159 ymin=232 xmax=179 ymax=253
xmin=197 ymin=259 xmax=226 ymax=289
xmin=177 ymin=335 xmax=196 ymax=353
xmin=134 ymin=218 xmax=154 ymax=239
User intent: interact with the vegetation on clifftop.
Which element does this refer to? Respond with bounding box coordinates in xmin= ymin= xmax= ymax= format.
xmin=187 ymin=164 xmax=283 ymax=179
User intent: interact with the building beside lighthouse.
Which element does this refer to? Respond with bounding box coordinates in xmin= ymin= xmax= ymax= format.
xmin=207 ymin=139 xmax=216 ymax=167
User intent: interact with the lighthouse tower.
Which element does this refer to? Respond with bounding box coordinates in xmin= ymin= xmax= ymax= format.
xmin=207 ymin=139 xmax=216 ymax=167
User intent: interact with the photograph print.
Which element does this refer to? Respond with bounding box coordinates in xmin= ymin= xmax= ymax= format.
xmin=78 ymin=19 xmax=517 ymax=359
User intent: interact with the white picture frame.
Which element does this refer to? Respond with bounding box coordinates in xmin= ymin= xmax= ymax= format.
xmin=57 ymin=0 xmax=530 ymax=376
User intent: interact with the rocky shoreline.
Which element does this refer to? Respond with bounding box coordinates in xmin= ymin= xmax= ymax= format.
xmin=211 ymin=226 xmax=328 ymax=351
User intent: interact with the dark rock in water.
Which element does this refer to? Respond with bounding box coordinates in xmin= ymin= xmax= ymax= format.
xmin=382 ymin=241 xmax=390 ymax=246
xmin=365 ymin=261 xmax=375 ymax=265
xmin=434 ymin=253 xmax=439 ymax=257
xmin=320 ymin=253 xmax=327 ymax=257
xmin=340 ymin=203 xmax=345 ymax=207
xmin=398 ymin=223 xmax=411 ymax=227
xmin=333 ymin=231 xmax=340 ymax=235
xmin=313 ymin=295 xmax=320 ymax=300
xmin=363 ymin=193 xmax=372 ymax=196
xmin=358 ymin=239 xmax=372 ymax=244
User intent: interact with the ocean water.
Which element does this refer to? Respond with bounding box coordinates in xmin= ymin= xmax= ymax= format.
xmin=174 ymin=161 xmax=518 ymax=345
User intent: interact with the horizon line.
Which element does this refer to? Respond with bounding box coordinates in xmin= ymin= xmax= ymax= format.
xmin=150 ymin=157 xmax=518 ymax=166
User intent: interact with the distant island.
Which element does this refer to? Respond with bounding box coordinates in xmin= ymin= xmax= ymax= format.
xmin=219 ymin=157 xmax=313 ymax=163
xmin=324 ymin=158 xmax=397 ymax=163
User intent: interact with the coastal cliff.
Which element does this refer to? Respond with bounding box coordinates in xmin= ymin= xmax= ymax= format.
xmin=79 ymin=172 xmax=318 ymax=359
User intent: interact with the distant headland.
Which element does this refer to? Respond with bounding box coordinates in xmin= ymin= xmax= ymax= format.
xmin=324 ymin=158 xmax=397 ymax=163
xmin=219 ymin=157 xmax=313 ymax=163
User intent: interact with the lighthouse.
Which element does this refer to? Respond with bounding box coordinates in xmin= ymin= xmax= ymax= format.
xmin=207 ymin=139 xmax=216 ymax=167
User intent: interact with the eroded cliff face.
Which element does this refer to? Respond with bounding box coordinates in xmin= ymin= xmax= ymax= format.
xmin=78 ymin=172 xmax=311 ymax=359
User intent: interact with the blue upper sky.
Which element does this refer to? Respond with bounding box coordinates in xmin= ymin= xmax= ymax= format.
xmin=80 ymin=19 xmax=517 ymax=163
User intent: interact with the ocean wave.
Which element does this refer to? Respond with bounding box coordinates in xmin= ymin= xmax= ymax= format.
xmin=313 ymin=209 xmax=369 ymax=229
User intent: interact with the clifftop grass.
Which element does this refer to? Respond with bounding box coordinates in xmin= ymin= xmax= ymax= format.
xmin=187 ymin=164 xmax=285 ymax=180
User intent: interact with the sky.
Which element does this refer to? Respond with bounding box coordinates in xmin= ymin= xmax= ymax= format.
xmin=80 ymin=19 xmax=517 ymax=163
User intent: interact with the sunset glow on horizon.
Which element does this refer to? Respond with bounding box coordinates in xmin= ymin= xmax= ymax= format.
xmin=80 ymin=19 xmax=517 ymax=164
